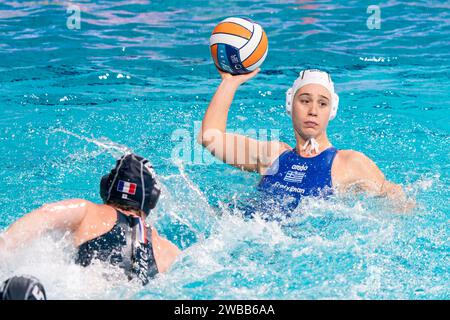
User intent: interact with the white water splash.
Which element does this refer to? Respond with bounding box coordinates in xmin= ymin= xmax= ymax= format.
xmin=52 ymin=128 xmax=133 ymax=158
xmin=0 ymin=234 xmax=140 ymax=299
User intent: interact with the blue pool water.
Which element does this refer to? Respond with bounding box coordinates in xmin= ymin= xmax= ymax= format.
xmin=0 ymin=0 xmax=449 ymax=299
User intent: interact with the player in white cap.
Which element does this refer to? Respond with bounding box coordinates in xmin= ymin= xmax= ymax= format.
xmin=198 ymin=68 xmax=415 ymax=213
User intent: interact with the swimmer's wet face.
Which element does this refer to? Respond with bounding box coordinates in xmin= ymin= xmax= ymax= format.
xmin=291 ymin=83 xmax=332 ymax=139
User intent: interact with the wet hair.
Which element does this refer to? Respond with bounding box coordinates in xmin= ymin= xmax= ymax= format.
xmin=106 ymin=200 xmax=145 ymax=217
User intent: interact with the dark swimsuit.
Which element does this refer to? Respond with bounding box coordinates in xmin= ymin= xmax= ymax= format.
xmin=75 ymin=210 xmax=158 ymax=285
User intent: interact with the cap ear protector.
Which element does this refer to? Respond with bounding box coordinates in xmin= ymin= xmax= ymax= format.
xmin=285 ymin=87 xmax=294 ymax=116
xmin=285 ymin=69 xmax=339 ymax=120
xmin=143 ymin=162 xmax=161 ymax=211
xmin=100 ymin=173 xmax=111 ymax=204
xmin=100 ymin=154 xmax=161 ymax=216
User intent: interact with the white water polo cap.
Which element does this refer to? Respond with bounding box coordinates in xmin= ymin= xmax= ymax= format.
xmin=285 ymin=69 xmax=339 ymax=120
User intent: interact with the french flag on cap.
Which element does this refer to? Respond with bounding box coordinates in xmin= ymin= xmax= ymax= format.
xmin=117 ymin=180 xmax=137 ymax=195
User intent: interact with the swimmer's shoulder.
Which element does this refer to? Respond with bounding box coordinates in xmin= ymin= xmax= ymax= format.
xmin=333 ymin=149 xmax=384 ymax=184
xmin=62 ymin=199 xmax=102 ymax=213
xmin=87 ymin=202 xmax=118 ymax=220
xmin=72 ymin=201 xmax=118 ymax=241
xmin=66 ymin=199 xmax=116 ymax=224
xmin=332 ymin=150 xmax=367 ymax=188
xmin=334 ymin=149 xmax=374 ymax=166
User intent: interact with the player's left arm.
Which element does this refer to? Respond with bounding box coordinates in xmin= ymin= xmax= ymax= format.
xmin=339 ymin=151 xmax=415 ymax=212
xmin=0 ymin=199 xmax=89 ymax=252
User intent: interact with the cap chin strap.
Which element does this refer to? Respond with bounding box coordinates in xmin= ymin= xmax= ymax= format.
xmin=293 ymin=126 xmax=322 ymax=156
xmin=302 ymin=138 xmax=320 ymax=155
